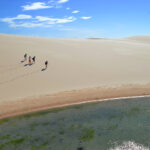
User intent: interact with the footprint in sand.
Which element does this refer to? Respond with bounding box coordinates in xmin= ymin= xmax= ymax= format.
xmin=0 ymin=69 xmax=40 ymax=85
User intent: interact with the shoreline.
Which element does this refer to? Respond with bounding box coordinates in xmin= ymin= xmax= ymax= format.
xmin=1 ymin=84 xmax=150 ymax=120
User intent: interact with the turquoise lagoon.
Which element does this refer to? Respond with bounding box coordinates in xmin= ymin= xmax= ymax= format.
xmin=0 ymin=97 xmax=150 ymax=150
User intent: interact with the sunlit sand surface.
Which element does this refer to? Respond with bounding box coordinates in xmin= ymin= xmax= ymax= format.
xmin=1 ymin=34 xmax=150 ymax=118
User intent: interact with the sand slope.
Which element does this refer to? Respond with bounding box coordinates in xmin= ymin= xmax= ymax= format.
xmin=1 ymin=34 xmax=150 ymax=102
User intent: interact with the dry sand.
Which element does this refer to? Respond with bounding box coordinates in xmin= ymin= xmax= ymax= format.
xmin=1 ymin=34 xmax=150 ymax=119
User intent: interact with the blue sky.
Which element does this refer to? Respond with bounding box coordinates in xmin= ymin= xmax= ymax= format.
xmin=0 ymin=0 xmax=150 ymax=38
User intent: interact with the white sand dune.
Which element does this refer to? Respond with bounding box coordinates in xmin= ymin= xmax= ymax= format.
xmin=1 ymin=34 xmax=150 ymax=118
xmin=126 ymin=35 xmax=150 ymax=43
xmin=0 ymin=34 xmax=150 ymax=102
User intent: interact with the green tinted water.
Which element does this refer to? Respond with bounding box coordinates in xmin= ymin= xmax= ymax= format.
xmin=0 ymin=97 xmax=150 ymax=150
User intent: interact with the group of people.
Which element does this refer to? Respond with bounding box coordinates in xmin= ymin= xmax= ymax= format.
xmin=24 ymin=54 xmax=35 ymax=64
xmin=24 ymin=53 xmax=48 ymax=69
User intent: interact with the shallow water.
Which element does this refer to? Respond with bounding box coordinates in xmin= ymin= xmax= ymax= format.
xmin=1 ymin=97 xmax=150 ymax=150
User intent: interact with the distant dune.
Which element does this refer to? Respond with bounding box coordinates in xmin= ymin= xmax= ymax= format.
xmin=125 ymin=35 xmax=150 ymax=43
xmin=87 ymin=38 xmax=106 ymax=40
xmin=1 ymin=34 xmax=150 ymax=118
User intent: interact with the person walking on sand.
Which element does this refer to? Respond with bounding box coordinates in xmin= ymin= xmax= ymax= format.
xmin=32 ymin=56 xmax=36 ymax=63
xmin=45 ymin=61 xmax=48 ymax=69
xmin=29 ymin=56 xmax=32 ymax=64
xmin=24 ymin=53 xmax=27 ymax=61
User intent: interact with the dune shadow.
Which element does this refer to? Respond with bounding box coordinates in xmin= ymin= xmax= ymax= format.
xmin=41 ymin=68 xmax=46 ymax=71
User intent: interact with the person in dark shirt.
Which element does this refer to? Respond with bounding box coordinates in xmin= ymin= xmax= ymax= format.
xmin=32 ymin=56 xmax=36 ymax=63
xmin=24 ymin=53 xmax=27 ymax=61
xmin=45 ymin=61 xmax=48 ymax=69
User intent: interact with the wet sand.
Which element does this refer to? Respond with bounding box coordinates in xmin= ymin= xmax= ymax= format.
xmin=1 ymin=84 xmax=150 ymax=119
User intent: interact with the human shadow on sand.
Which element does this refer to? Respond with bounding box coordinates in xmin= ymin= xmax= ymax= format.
xmin=24 ymin=63 xmax=33 ymax=67
xmin=20 ymin=60 xmax=25 ymax=63
xmin=41 ymin=68 xmax=47 ymax=71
